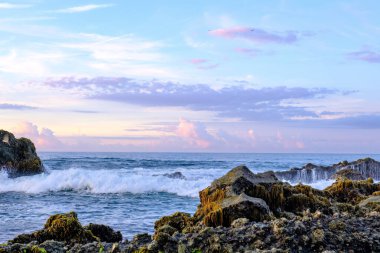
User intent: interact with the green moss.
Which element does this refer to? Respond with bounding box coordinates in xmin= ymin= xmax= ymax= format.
xmin=191 ymin=249 xmax=202 ymax=253
xmin=325 ymin=178 xmax=380 ymax=204
xmin=31 ymin=246 xmax=47 ymax=253
xmin=133 ymin=246 xmax=148 ymax=253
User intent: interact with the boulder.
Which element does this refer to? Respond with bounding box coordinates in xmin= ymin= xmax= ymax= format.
xmin=84 ymin=223 xmax=122 ymax=243
xmin=0 ymin=130 xmax=44 ymax=176
xmin=10 ymin=212 xmax=97 ymax=244
xmin=193 ymin=165 xmax=330 ymax=227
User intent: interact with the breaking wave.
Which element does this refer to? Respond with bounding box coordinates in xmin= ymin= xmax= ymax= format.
xmin=0 ymin=168 xmax=212 ymax=198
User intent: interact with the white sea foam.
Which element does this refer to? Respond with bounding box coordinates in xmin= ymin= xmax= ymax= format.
xmin=0 ymin=168 xmax=212 ymax=197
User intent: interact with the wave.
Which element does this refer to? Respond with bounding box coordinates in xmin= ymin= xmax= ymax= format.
xmin=0 ymin=168 xmax=212 ymax=198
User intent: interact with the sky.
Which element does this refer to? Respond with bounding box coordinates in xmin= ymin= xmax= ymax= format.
xmin=0 ymin=0 xmax=380 ymax=153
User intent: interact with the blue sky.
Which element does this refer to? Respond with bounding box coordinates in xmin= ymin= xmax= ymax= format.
xmin=0 ymin=0 xmax=380 ymax=152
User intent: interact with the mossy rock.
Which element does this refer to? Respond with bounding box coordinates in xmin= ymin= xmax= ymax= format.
xmin=0 ymin=130 xmax=44 ymax=176
xmin=84 ymin=223 xmax=122 ymax=243
xmin=10 ymin=212 xmax=97 ymax=244
xmin=154 ymin=212 xmax=192 ymax=232
xmin=325 ymin=178 xmax=380 ymax=204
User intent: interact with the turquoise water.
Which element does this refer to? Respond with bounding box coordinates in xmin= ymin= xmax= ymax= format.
xmin=1 ymin=152 xmax=379 ymax=242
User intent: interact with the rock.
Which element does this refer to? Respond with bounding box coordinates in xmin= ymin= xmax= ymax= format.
xmin=0 ymin=130 xmax=44 ymax=176
xmin=359 ymin=195 xmax=380 ymax=207
xmin=154 ymin=212 xmax=192 ymax=232
xmin=204 ymin=193 xmax=270 ymax=227
xmin=193 ymin=165 xmax=330 ymax=227
xmin=10 ymin=212 xmax=97 ymax=244
xmin=163 ymin=171 xmax=186 ymax=180
xmin=332 ymin=168 xmax=365 ymax=180
xmin=275 ymin=157 xmax=380 ymax=183
xmin=39 ymin=240 xmax=65 ymax=253
xmin=84 ymin=223 xmax=122 ymax=243
xmin=325 ymin=178 xmax=380 ymax=204
xmin=231 ymin=218 xmax=250 ymax=228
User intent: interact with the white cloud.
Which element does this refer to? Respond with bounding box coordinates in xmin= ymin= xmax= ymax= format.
xmin=0 ymin=2 xmax=31 ymax=9
xmin=57 ymin=4 xmax=113 ymax=13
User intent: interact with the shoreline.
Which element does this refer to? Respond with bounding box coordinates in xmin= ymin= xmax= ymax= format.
xmin=1 ymin=159 xmax=380 ymax=252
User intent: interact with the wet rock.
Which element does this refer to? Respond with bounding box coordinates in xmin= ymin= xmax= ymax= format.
xmin=332 ymin=168 xmax=365 ymax=180
xmin=10 ymin=212 xmax=97 ymax=244
xmin=84 ymin=223 xmax=122 ymax=243
xmin=275 ymin=157 xmax=380 ymax=183
xmin=0 ymin=130 xmax=44 ymax=177
xmin=163 ymin=171 xmax=186 ymax=180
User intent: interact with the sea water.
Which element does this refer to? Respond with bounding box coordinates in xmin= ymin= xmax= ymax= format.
xmin=1 ymin=152 xmax=379 ymax=242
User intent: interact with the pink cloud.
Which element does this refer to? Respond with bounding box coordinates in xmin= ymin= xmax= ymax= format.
xmin=190 ymin=58 xmax=208 ymax=65
xmin=176 ymin=118 xmax=210 ymax=148
xmin=13 ymin=122 xmax=63 ymax=150
xmin=276 ymin=130 xmax=305 ymax=150
xmin=209 ymin=27 xmax=299 ymax=44
xmin=189 ymin=58 xmax=219 ymax=70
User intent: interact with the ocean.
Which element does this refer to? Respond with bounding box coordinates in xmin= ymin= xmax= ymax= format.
xmin=1 ymin=152 xmax=380 ymax=243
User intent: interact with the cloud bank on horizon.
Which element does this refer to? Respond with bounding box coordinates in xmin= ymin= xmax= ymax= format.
xmin=0 ymin=0 xmax=380 ymax=153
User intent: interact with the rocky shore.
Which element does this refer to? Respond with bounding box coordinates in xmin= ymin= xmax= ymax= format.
xmin=1 ymin=164 xmax=380 ymax=252
xmin=1 ymin=130 xmax=380 ymax=252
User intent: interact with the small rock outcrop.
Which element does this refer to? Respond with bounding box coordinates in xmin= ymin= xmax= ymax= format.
xmin=0 ymin=130 xmax=44 ymax=176
xmin=275 ymin=157 xmax=380 ymax=183
xmin=84 ymin=224 xmax=122 ymax=243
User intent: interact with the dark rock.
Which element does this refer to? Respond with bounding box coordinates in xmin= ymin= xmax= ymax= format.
xmin=84 ymin=223 xmax=122 ymax=243
xmin=275 ymin=157 xmax=380 ymax=183
xmin=0 ymin=130 xmax=44 ymax=177
xmin=332 ymin=168 xmax=365 ymax=180
xmin=162 ymin=171 xmax=186 ymax=180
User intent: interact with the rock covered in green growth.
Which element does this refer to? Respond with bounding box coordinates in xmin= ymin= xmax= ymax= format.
xmin=154 ymin=212 xmax=192 ymax=232
xmin=0 ymin=130 xmax=44 ymax=176
xmin=193 ymin=165 xmax=331 ymax=227
xmin=84 ymin=223 xmax=122 ymax=243
xmin=10 ymin=212 xmax=97 ymax=244
xmin=325 ymin=178 xmax=380 ymax=204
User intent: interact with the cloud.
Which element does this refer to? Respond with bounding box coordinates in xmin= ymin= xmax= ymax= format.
xmin=176 ymin=118 xmax=211 ymax=148
xmin=13 ymin=122 xmax=63 ymax=150
xmin=209 ymin=27 xmax=302 ymax=44
xmin=57 ymin=4 xmax=113 ymax=13
xmin=189 ymin=58 xmax=219 ymax=70
xmin=235 ymin=48 xmax=263 ymax=58
xmin=348 ymin=49 xmax=380 ymax=63
xmin=190 ymin=58 xmax=208 ymax=65
xmin=0 ymin=3 xmax=31 ymax=9
xmin=38 ymin=76 xmax=339 ymax=121
xmin=0 ymin=103 xmax=36 ymax=110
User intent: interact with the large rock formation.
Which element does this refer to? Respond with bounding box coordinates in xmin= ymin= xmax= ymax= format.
xmin=0 ymin=129 xmax=44 ymax=176
xmin=275 ymin=158 xmax=380 ymax=183
xmin=192 ymin=166 xmax=330 ymax=227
